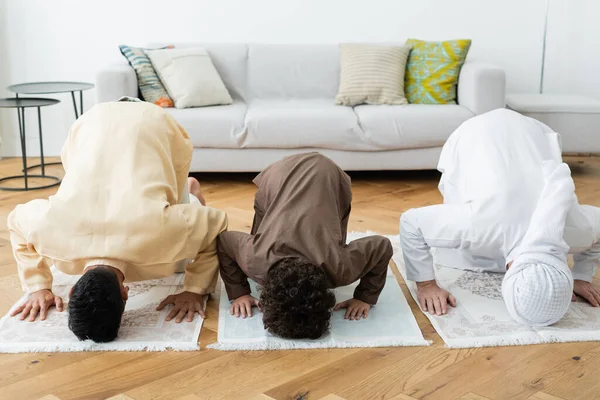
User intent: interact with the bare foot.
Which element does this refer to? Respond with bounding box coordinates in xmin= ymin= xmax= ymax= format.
xmin=188 ymin=177 xmax=206 ymax=206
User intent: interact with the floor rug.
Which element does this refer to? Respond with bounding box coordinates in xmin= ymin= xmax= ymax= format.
xmin=209 ymin=232 xmax=430 ymax=351
xmin=389 ymin=236 xmax=600 ymax=348
xmin=0 ymin=270 xmax=204 ymax=353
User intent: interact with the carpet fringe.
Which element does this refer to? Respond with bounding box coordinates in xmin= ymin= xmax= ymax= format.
xmin=444 ymin=331 xmax=600 ymax=348
xmin=207 ymin=338 xmax=431 ymax=351
xmin=0 ymin=341 xmax=200 ymax=353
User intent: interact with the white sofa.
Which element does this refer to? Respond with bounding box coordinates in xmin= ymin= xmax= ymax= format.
xmin=96 ymin=43 xmax=506 ymax=171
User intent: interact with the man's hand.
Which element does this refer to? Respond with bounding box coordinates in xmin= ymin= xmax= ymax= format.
xmin=334 ymin=298 xmax=371 ymax=320
xmin=230 ymin=294 xmax=261 ymax=318
xmin=416 ymin=280 xmax=456 ymax=316
xmin=156 ymin=291 xmax=207 ymax=323
xmin=10 ymin=289 xmax=64 ymax=322
xmin=573 ymin=280 xmax=600 ymax=307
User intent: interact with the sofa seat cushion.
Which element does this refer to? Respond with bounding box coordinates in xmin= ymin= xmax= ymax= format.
xmin=166 ymin=102 xmax=247 ymax=148
xmin=354 ymin=104 xmax=474 ymax=149
xmin=244 ymin=99 xmax=374 ymax=150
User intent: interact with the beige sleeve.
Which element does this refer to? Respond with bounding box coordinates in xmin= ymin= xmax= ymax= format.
xmin=175 ymin=204 xmax=228 ymax=294
xmin=183 ymin=240 xmax=221 ymax=294
xmin=7 ymin=203 xmax=53 ymax=293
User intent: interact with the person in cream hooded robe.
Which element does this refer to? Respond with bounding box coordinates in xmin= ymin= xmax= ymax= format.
xmin=8 ymin=100 xmax=227 ymax=342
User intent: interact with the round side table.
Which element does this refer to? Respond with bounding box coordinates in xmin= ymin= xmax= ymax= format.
xmin=7 ymin=81 xmax=94 ymax=172
xmin=8 ymin=81 xmax=94 ymax=118
xmin=0 ymin=98 xmax=62 ymax=191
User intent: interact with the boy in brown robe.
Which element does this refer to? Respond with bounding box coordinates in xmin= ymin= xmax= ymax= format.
xmin=217 ymin=153 xmax=393 ymax=339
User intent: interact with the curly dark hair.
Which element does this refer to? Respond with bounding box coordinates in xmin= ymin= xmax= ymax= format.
xmin=68 ymin=267 xmax=125 ymax=343
xmin=260 ymin=257 xmax=336 ymax=339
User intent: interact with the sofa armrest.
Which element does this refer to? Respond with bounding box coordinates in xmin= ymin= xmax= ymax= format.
xmin=95 ymin=62 xmax=138 ymax=103
xmin=458 ymin=62 xmax=506 ymax=115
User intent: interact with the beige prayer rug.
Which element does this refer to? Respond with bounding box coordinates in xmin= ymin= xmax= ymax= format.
xmin=389 ymin=236 xmax=600 ymax=348
xmin=0 ymin=270 xmax=204 ymax=353
xmin=209 ymin=232 xmax=430 ymax=350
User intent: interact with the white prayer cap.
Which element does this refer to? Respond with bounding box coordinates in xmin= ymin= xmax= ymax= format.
xmin=502 ymin=259 xmax=573 ymax=326
xmin=502 ymin=161 xmax=575 ymax=326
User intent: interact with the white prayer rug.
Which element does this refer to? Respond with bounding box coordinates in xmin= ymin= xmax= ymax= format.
xmin=0 ymin=270 xmax=204 ymax=353
xmin=389 ymin=236 xmax=600 ymax=348
xmin=209 ymin=232 xmax=430 ymax=351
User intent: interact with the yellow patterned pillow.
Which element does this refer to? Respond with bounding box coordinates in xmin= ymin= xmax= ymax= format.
xmin=405 ymin=39 xmax=471 ymax=104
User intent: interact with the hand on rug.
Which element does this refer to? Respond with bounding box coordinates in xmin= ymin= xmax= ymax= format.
xmin=334 ymin=298 xmax=370 ymax=320
xmin=416 ymin=280 xmax=456 ymax=316
xmin=9 ymin=289 xmax=64 ymax=322
xmin=573 ymin=280 xmax=600 ymax=307
xmin=157 ymin=291 xmax=207 ymax=322
xmin=230 ymin=294 xmax=261 ymax=318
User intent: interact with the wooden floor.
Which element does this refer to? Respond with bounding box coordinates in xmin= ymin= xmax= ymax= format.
xmin=1 ymin=156 xmax=600 ymax=400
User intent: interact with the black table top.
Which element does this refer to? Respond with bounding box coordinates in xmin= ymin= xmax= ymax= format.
xmin=7 ymin=81 xmax=94 ymax=94
xmin=0 ymin=97 xmax=61 ymax=108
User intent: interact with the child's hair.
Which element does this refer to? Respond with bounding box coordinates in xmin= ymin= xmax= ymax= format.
xmin=68 ymin=267 xmax=125 ymax=342
xmin=260 ymin=257 xmax=336 ymax=339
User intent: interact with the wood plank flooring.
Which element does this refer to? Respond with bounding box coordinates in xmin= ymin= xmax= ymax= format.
xmin=0 ymin=156 xmax=599 ymax=400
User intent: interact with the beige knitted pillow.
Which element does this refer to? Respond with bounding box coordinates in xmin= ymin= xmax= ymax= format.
xmin=335 ymin=44 xmax=411 ymax=106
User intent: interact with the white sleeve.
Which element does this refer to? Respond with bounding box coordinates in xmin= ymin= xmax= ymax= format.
xmin=572 ymin=205 xmax=600 ymax=282
xmin=517 ymin=161 xmax=574 ymax=266
xmin=400 ymin=204 xmax=474 ymax=282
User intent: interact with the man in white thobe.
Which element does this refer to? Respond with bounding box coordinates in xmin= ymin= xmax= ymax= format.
xmin=400 ymin=109 xmax=600 ymax=326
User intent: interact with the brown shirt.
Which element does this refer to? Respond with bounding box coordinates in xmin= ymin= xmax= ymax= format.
xmin=218 ymin=153 xmax=392 ymax=304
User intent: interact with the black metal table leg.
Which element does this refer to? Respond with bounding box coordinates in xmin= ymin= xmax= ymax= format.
xmin=20 ymin=107 xmax=28 ymax=190
xmin=71 ymin=91 xmax=79 ymax=119
xmin=15 ymin=93 xmax=22 ymax=132
xmin=37 ymin=106 xmax=46 ymax=176
xmin=0 ymin=100 xmax=62 ymax=191
xmin=79 ymin=90 xmax=83 ymax=115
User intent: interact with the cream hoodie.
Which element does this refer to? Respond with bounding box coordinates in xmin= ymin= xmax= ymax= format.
xmin=8 ymin=101 xmax=227 ymax=294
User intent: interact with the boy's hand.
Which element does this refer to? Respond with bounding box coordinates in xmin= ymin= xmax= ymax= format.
xmin=230 ymin=294 xmax=261 ymax=318
xmin=334 ymin=298 xmax=370 ymax=320
xmin=157 ymin=291 xmax=206 ymax=323
xmin=416 ymin=280 xmax=456 ymax=316
xmin=10 ymin=289 xmax=64 ymax=322
xmin=573 ymin=280 xmax=600 ymax=307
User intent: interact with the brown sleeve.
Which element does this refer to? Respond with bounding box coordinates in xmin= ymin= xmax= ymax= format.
xmin=342 ymin=235 xmax=393 ymax=305
xmin=217 ymin=231 xmax=253 ymax=300
xmin=250 ymin=199 xmax=265 ymax=235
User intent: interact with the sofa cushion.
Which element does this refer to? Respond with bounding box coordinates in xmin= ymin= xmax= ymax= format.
xmin=166 ymin=102 xmax=247 ymax=148
xmin=244 ymin=99 xmax=372 ymax=150
xmin=336 ymin=44 xmax=411 ymax=106
xmin=119 ymin=44 xmax=174 ymax=107
xmin=247 ymin=45 xmax=340 ymax=100
xmin=354 ymin=104 xmax=474 ymax=149
xmin=405 ymin=39 xmax=472 ymax=105
xmin=150 ymin=43 xmax=248 ymax=101
xmin=147 ymin=47 xmax=233 ymax=109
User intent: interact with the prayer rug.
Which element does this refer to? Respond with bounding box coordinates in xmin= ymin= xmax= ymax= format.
xmin=0 ymin=270 xmax=204 ymax=352
xmin=209 ymin=232 xmax=430 ymax=350
xmin=389 ymin=236 xmax=600 ymax=348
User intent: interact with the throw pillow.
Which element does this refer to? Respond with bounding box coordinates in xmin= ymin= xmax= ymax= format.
xmin=146 ymin=47 xmax=233 ymax=109
xmin=404 ymin=39 xmax=472 ymax=104
xmin=119 ymin=45 xmax=174 ymax=108
xmin=335 ymin=44 xmax=411 ymax=106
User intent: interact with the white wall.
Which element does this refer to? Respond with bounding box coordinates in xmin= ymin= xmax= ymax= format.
xmin=0 ymin=0 xmax=598 ymax=157
xmin=543 ymin=0 xmax=600 ymax=97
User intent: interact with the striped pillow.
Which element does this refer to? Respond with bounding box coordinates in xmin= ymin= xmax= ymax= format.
xmin=119 ymin=45 xmax=174 ymax=108
xmin=335 ymin=44 xmax=411 ymax=107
